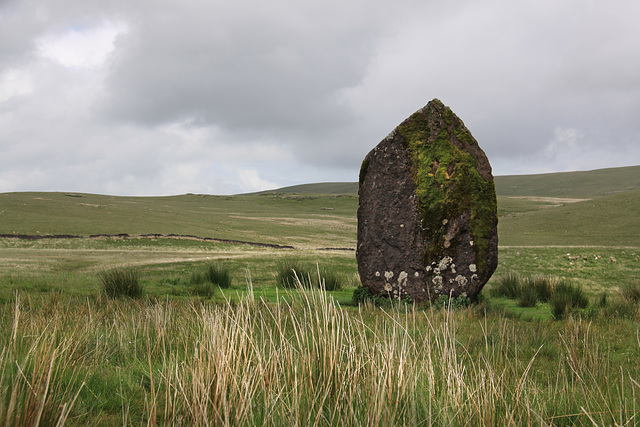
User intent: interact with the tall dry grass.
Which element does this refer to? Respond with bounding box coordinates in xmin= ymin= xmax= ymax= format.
xmin=1 ymin=282 xmax=639 ymax=425
xmin=0 ymin=294 xmax=86 ymax=426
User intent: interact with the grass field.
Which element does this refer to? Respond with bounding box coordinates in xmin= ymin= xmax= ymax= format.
xmin=494 ymin=165 xmax=640 ymax=197
xmin=0 ymin=192 xmax=357 ymax=249
xmin=1 ymin=165 xmax=639 ymax=425
xmin=256 ymin=164 xmax=640 ymax=198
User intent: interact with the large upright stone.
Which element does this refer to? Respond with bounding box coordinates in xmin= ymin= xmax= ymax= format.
xmin=357 ymin=99 xmax=498 ymax=302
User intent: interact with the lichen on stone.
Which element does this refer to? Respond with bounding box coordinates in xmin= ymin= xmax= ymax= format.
xmin=438 ymin=256 xmax=453 ymax=271
xmin=455 ymin=275 xmax=468 ymax=286
xmin=397 ymin=271 xmax=408 ymax=286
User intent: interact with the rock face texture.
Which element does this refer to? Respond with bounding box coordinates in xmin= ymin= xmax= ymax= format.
xmin=357 ymin=99 xmax=498 ymax=302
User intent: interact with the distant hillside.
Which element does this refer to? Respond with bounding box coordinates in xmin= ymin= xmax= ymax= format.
xmin=498 ymin=188 xmax=640 ymax=247
xmin=266 ymin=165 xmax=640 ymax=198
xmin=494 ymin=165 xmax=640 ymax=197
xmin=261 ymin=182 xmax=358 ymax=194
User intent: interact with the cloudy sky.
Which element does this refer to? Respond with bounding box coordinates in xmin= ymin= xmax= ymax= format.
xmin=1 ymin=0 xmax=639 ymax=195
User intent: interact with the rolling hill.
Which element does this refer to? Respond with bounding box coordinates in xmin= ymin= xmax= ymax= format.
xmin=498 ymin=189 xmax=640 ymax=246
xmin=259 ymin=182 xmax=358 ymax=194
xmin=264 ymin=165 xmax=640 ymax=198
xmin=494 ymin=165 xmax=640 ymax=197
xmin=1 ymin=165 xmax=638 ymax=248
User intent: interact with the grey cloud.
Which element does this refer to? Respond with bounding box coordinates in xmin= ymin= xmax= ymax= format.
xmin=342 ymin=0 xmax=640 ymax=172
xmin=101 ymin=0 xmax=382 ymax=136
xmin=1 ymin=0 xmax=639 ymax=196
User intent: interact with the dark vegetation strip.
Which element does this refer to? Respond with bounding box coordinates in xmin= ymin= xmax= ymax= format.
xmin=0 ymin=233 xmax=295 ymax=249
xmin=317 ymin=247 xmax=355 ymax=251
xmin=0 ymin=233 xmax=86 ymax=240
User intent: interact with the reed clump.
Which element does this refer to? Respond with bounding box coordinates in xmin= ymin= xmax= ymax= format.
xmin=491 ymin=273 xmax=591 ymax=317
xmin=189 ymin=262 xmax=232 ymax=298
xmin=99 ymin=268 xmax=143 ymax=299
xmin=276 ymin=261 xmax=343 ymax=291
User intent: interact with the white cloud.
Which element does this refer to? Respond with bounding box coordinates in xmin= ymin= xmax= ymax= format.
xmin=237 ymin=169 xmax=277 ymax=193
xmin=0 ymin=68 xmax=33 ymax=103
xmin=545 ymin=127 xmax=584 ymax=157
xmin=36 ymin=21 xmax=127 ymax=68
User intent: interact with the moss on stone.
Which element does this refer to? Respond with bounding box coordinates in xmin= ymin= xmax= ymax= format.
xmin=454 ymin=127 xmax=475 ymax=145
xmin=442 ymin=103 xmax=454 ymax=126
xmin=397 ymin=103 xmax=497 ymax=273
xmin=359 ymin=157 xmax=370 ymax=184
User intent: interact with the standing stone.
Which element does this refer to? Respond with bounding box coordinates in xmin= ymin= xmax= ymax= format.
xmin=357 ymin=99 xmax=498 ymax=302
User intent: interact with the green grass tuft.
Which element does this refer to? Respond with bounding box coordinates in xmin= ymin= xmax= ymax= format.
xmin=491 ymin=272 xmax=521 ymax=299
xmin=525 ymin=275 xmax=553 ymax=303
xmin=99 ymin=268 xmax=143 ymax=299
xmin=188 ymin=263 xmax=232 ymax=298
xmin=517 ymin=285 xmax=539 ymax=308
xmin=621 ymin=280 xmax=640 ymax=303
xmin=318 ymin=268 xmax=343 ymax=291
xmin=550 ymin=280 xmax=589 ymax=320
xmin=276 ymin=261 xmax=312 ymax=289
xmin=190 ymin=280 xmax=215 ymax=299
xmin=276 ymin=261 xmax=343 ymax=291
xmin=205 ymin=262 xmax=232 ymax=289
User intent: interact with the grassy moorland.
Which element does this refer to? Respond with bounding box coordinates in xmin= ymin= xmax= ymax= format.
xmin=494 ymin=165 xmax=640 ymax=197
xmin=498 ymin=189 xmax=640 ymax=246
xmin=0 ymin=165 xmax=639 ymax=425
xmin=256 ymin=164 xmax=640 ymax=198
xmin=0 ymin=192 xmax=357 ymax=249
